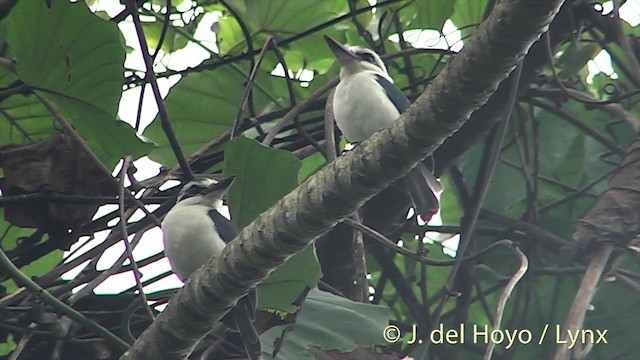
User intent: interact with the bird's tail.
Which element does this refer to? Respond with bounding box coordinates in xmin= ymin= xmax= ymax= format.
xmin=231 ymin=291 xmax=262 ymax=360
xmin=404 ymin=162 xmax=443 ymax=222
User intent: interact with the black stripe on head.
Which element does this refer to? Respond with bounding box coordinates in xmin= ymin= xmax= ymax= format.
xmin=177 ymin=180 xmax=214 ymax=202
xmin=352 ymin=48 xmax=386 ymax=71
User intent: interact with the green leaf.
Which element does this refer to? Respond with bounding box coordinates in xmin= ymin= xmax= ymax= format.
xmin=214 ymin=0 xmax=346 ymax=73
xmin=259 ymin=288 xmax=389 ymax=359
xmin=0 ymin=80 xmax=53 ymax=144
xmin=439 ymin=173 xmax=463 ymax=225
xmin=0 ymin=210 xmax=35 ymax=251
xmin=1 ymin=232 xmax=63 ymax=296
xmin=353 ymin=0 xmax=373 ymax=30
xmin=555 ymin=42 xmax=601 ymax=78
xmin=224 ymin=136 xmax=300 ymax=227
xmin=279 ymin=32 xmax=342 ymax=74
xmin=215 ymin=10 xmax=246 ymax=54
xmin=142 ymin=19 xmax=192 ymax=54
xmin=450 ymin=0 xmax=489 ymax=37
xmin=0 ymin=334 xmax=15 ymax=356
xmin=457 ymin=141 xmax=526 ymax=213
xmin=298 ymin=151 xmax=326 ymax=183
xmin=223 ymin=136 xmax=321 ymax=313
xmin=257 ymin=244 xmax=321 ymax=312
xmin=231 ymin=0 xmax=343 ymax=36
xmin=406 ymin=0 xmax=457 ymax=31
xmin=5 ymin=1 xmax=152 ymax=167
xmin=143 ymin=65 xmax=275 ymax=166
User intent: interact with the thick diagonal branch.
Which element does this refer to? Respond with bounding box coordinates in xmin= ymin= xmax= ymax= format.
xmin=121 ymin=0 xmax=565 ymax=358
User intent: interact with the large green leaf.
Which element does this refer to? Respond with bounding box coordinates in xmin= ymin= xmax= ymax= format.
xmin=404 ymin=0 xmax=456 ymax=31
xmin=450 ymin=0 xmax=490 ymax=37
xmin=213 ymin=0 xmax=347 ymax=73
xmin=259 ymin=288 xmax=389 ymax=359
xmin=224 ymin=136 xmax=300 ymax=227
xmin=142 ymin=19 xmax=191 ymax=54
xmin=143 ymin=65 xmax=275 ymax=166
xmin=258 ymin=244 xmax=321 ymax=312
xmin=224 ymin=136 xmax=321 ymax=313
xmin=457 ymin=140 xmax=526 ymax=213
xmin=5 ymin=1 xmax=152 ymax=167
xmin=226 ymin=0 xmax=346 ymax=40
xmin=297 ymin=151 xmax=326 ymax=183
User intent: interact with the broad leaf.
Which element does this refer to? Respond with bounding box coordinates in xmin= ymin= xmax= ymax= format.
xmin=143 ymin=65 xmax=276 ymax=166
xmin=5 ymin=1 xmax=152 ymax=166
xmin=260 ymin=288 xmax=389 ymax=359
xmin=224 ymin=136 xmax=321 ymax=313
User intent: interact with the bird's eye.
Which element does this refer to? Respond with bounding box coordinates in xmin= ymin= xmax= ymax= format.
xmin=361 ymin=53 xmax=375 ymax=63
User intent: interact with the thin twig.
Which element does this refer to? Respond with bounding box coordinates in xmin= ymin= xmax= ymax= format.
xmin=230 ymin=37 xmax=273 ymax=139
xmin=483 ymin=244 xmax=529 ymax=360
xmin=0 ymin=56 xmax=16 ymax=72
xmin=529 ymin=98 xmax=625 ymax=156
xmin=0 ymin=248 xmax=130 ymax=351
xmin=219 ymin=0 xmax=255 ymax=65
xmin=124 ymin=0 xmax=194 ymax=180
xmin=392 ymin=12 xmax=419 ymax=94
xmin=531 ymin=87 xmax=640 ymax=131
xmin=125 ymin=0 xmax=405 ymax=83
xmin=422 ymin=61 xmax=524 ymax=357
xmin=343 ymin=218 xmax=513 ymax=266
xmin=118 ymin=156 xmax=155 ymax=320
xmin=67 ymin=230 xmax=148 ymax=304
xmin=35 ymin=94 xmax=163 ymax=227
xmin=262 ymin=79 xmax=337 ymax=146
xmin=269 ymin=39 xmax=330 ymax=159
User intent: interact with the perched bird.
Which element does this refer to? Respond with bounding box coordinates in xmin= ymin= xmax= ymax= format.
xmin=162 ymin=177 xmax=261 ymax=360
xmin=325 ymin=36 xmax=442 ymax=221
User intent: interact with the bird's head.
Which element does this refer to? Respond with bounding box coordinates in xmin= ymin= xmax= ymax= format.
xmin=176 ymin=176 xmax=234 ymax=208
xmin=324 ymin=35 xmax=389 ymax=78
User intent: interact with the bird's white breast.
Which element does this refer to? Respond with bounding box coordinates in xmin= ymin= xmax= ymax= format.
xmin=333 ymin=70 xmax=400 ymax=142
xmin=162 ymin=204 xmax=227 ymax=281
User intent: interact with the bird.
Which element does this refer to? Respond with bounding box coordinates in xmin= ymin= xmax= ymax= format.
xmin=325 ymin=36 xmax=442 ymax=221
xmin=162 ymin=176 xmax=261 ymax=360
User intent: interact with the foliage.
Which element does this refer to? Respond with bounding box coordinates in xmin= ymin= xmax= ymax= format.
xmin=0 ymin=0 xmax=638 ymax=359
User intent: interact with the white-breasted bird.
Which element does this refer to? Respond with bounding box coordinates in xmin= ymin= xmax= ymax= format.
xmin=162 ymin=177 xmax=261 ymax=360
xmin=325 ymin=36 xmax=442 ymax=221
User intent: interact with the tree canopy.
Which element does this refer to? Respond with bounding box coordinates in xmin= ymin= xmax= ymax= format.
xmin=0 ymin=0 xmax=638 ymax=359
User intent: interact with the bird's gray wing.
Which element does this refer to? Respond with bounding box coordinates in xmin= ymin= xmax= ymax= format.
xmin=374 ymin=76 xmax=442 ymax=220
xmin=208 ymin=209 xmax=239 ymax=243
xmin=374 ymin=74 xmax=411 ymax=113
xmin=405 ymin=163 xmax=441 ymax=222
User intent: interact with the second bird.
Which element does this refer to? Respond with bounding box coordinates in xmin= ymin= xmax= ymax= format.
xmin=325 ymin=36 xmax=442 ymax=221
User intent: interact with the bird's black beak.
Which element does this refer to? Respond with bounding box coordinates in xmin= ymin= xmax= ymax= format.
xmin=324 ymin=35 xmax=358 ymax=64
xmin=202 ymin=176 xmax=235 ymax=196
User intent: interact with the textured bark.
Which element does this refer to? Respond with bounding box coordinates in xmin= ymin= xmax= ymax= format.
xmin=121 ymin=0 xmax=566 ymax=358
xmin=433 ymin=1 xmax=578 ymax=175
xmin=563 ymin=135 xmax=640 ymax=256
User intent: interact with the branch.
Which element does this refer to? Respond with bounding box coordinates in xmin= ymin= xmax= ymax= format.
xmin=555 ymin=134 xmax=640 ymax=359
xmin=483 ymin=245 xmax=529 ymax=360
xmin=433 ymin=1 xmax=578 ymax=175
xmin=553 ymin=244 xmax=612 ymax=360
xmin=124 ymin=0 xmax=194 ymax=180
xmin=0 ymin=248 xmax=130 ymax=351
xmin=121 ymin=0 xmax=566 ymax=358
